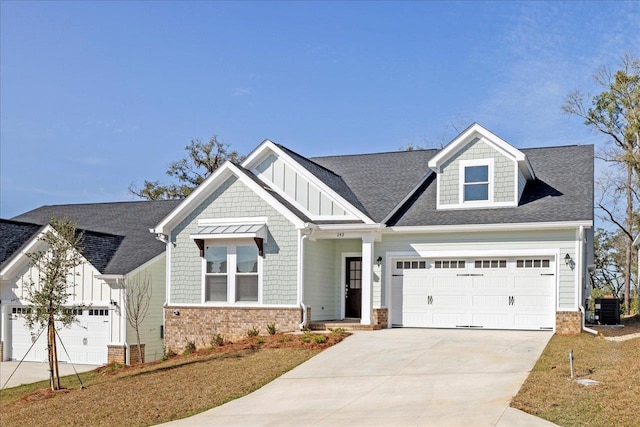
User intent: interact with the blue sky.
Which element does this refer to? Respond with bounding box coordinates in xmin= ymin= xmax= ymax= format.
xmin=1 ymin=1 xmax=639 ymax=219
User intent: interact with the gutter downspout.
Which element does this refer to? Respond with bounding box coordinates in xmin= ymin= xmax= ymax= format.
xmin=298 ymin=227 xmax=314 ymax=330
xmin=578 ymin=226 xmax=597 ymax=335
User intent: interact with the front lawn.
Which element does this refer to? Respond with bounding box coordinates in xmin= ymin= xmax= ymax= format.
xmin=0 ymin=331 xmax=349 ymax=427
xmin=512 ymin=316 xmax=640 ymax=427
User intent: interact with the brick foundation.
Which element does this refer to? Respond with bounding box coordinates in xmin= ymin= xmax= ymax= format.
xmin=107 ymin=345 xmax=126 ymax=365
xmin=556 ymin=311 xmax=582 ymax=335
xmin=128 ymin=344 xmax=145 ymax=365
xmin=164 ymin=306 xmax=302 ymax=353
xmin=373 ymin=308 xmax=388 ymax=329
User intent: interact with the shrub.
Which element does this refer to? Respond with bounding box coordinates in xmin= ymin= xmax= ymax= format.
xmin=328 ymin=327 xmax=346 ymax=334
xmin=266 ymin=322 xmax=278 ymax=335
xmin=313 ymin=335 xmax=327 ymax=344
xmin=183 ymin=341 xmax=196 ymax=355
xmin=247 ymin=326 xmax=260 ymax=337
xmin=300 ymin=335 xmax=312 ymax=343
xmin=255 ymin=337 xmax=266 ymax=345
xmin=278 ymin=335 xmax=292 ymax=343
xmin=210 ymin=333 xmax=225 ymax=347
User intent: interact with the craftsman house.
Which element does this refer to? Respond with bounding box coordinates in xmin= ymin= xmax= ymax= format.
xmin=152 ymin=123 xmax=594 ymax=351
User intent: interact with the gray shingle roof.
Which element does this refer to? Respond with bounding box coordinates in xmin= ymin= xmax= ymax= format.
xmin=11 ymin=200 xmax=180 ymax=275
xmin=0 ymin=219 xmax=44 ymax=269
xmin=386 ymin=145 xmax=594 ymax=226
xmin=311 ymin=149 xmax=438 ymax=223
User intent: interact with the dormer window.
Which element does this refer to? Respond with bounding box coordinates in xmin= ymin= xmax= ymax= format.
xmin=464 ymin=165 xmax=489 ymax=201
xmin=460 ymin=159 xmax=493 ymax=204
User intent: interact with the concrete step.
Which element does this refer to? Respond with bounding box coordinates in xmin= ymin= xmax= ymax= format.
xmin=308 ymin=321 xmax=381 ymax=331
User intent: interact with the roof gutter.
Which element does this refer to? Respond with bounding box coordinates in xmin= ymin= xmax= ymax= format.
xmin=386 ymin=220 xmax=593 ymax=234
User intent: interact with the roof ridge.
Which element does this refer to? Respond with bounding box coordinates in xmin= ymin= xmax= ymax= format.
xmin=275 ymin=143 xmax=344 ymax=178
xmin=311 ymin=148 xmax=439 ymax=160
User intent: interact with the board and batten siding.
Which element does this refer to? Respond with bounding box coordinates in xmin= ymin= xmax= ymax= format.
xmin=125 ymin=253 xmax=166 ymax=362
xmin=439 ymin=138 xmax=516 ymax=205
xmin=377 ymin=229 xmax=579 ymax=310
xmin=170 ymin=176 xmax=298 ymax=305
xmin=1 ymin=252 xmax=124 ymax=345
xmin=255 ymin=153 xmax=349 ymax=217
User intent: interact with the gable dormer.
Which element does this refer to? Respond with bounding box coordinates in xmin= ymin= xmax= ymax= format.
xmin=428 ymin=123 xmax=535 ymax=210
xmin=242 ymin=140 xmax=373 ymax=223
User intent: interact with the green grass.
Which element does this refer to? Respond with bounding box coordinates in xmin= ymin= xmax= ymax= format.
xmin=512 ymin=333 xmax=640 ymax=426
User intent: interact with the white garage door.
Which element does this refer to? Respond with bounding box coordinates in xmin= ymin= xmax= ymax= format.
xmin=8 ymin=307 xmax=110 ymax=365
xmin=393 ymin=257 xmax=555 ymax=330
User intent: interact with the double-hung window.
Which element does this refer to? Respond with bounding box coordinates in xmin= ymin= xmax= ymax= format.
xmin=460 ymin=159 xmax=493 ymax=203
xmin=204 ymin=243 xmax=260 ymax=303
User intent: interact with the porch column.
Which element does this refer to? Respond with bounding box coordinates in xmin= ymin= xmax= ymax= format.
xmin=360 ymin=233 xmax=374 ymax=325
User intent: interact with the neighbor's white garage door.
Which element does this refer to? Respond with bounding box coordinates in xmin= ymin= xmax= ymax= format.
xmin=393 ymin=257 xmax=555 ymax=330
xmin=9 ymin=307 xmax=110 ymax=365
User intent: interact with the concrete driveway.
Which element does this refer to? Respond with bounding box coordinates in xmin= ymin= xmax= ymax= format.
xmin=159 ymin=328 xmax=557 ymax=426
xmin=1 ymin=361 xmax=100 ymax=389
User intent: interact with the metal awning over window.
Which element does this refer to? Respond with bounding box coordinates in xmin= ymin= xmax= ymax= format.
xmin=189 ymin=223 xmax=267 ymax=257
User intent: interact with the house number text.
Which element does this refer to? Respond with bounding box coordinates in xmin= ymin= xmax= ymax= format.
xmin=336 ymin=232 xmax=345 ymax=238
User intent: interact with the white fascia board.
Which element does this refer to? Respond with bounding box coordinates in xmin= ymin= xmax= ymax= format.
xmin=0 ymin=224 xmax=50 ymax=277
xmin=151 ymin=162 xmax=306 ymax=235
xmin=385 ymin=220 xmax=593 ymax=234
xmin=314 ymin=223 xmax=383 ymax=232
xmin=151 ymin=162 xmax=236 ymax=235
xmin=633 ymin=234 xmax=640 ymax=247
xmin=381 ymin=171 xmax=434 ymax=224
xmin=428 ymin=123 xmax=529 ymax=174
xmin=244 ymin=140 xmax=375 ymax=225
xmin=241 ymin=138 xmax=276 ymax=167
xmin=95 ymin=274 xmax=125 ymax=285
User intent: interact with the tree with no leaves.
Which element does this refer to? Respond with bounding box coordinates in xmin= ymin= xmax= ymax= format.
xmin=564 ymin=53 xmax=640 ymax=315
xmin=124 ymin=272 xmax=152 ymax=364
xmin=24 ymin=217 xmax=85 ymax=391
xmin=129 ymin=136 xmax=245 ymax=200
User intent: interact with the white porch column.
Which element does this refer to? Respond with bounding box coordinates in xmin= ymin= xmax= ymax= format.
xmin=360 ymin=233 xmax=374 ymax=325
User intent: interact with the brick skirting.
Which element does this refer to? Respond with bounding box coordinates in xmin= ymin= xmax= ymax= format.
xmin=556 ymin=311 xmax=582 ymax=335
xmin=373 ymin=308 xmax=388 ymax=329
xmin=164 ymin=306 xmax=302 ymax=353
xmin=128 ymin=344 xmax=145 ymax=365
xmin=107 ymin=345 xmax=126 ymax=365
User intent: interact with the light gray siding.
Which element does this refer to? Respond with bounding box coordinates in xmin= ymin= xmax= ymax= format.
xmin=377 ymin=229 xmax=579 ymax=310
xmin=170 ymin=176 xmax=298 ymax=305
xmin=125 ymin=253 xmax=166 ymax=362
xmin=439 ymin=138 xmax=516 ymax=205
xmin=304 ymin=239 xmax=338 ymax=321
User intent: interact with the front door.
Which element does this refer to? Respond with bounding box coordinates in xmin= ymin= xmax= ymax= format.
xmin=345 ymin=257 xmax=362 ymax=318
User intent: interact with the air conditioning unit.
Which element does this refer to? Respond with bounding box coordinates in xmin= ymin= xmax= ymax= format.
xmin=594 ymin=298 xmax=620 ymax=325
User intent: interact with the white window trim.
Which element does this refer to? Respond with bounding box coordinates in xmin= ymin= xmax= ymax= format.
xmin=459 ymin=158 xmax=494 ymax=205
xmin=201 ymin=239 xmax=263 ymax=305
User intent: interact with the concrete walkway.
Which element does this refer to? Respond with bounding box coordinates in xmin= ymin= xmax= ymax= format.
xmin=159 ymin=328 xmax=558 ymax=426
xmin=0 ymin=361 xmax=100 ymax=389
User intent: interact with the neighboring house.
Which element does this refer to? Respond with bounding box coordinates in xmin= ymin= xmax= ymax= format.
xmin=0 ymin=200 xmax=179 ymax=365
xmin=151 ymin=123 xmax=594 ymax=352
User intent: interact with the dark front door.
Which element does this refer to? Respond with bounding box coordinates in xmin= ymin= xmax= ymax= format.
xmin=345 ymin=257 xmax=362 ymax=318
